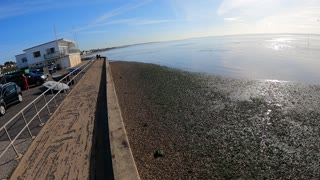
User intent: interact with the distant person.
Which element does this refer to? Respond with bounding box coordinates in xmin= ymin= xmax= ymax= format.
xmin=22 ymin=74 xmax=29 ymax=90
xmin=96 ymin=54 xmax=99 ymax=60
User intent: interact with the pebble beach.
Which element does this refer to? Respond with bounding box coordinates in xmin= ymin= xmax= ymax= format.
xmin=110 ymin=61 xmax=320 ymax=179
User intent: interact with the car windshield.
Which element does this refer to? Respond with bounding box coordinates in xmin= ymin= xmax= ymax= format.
xmin=31 ymin=72 xmax=44 ymax=76
xmin=31 ymin=70 xmax=43 ymax=74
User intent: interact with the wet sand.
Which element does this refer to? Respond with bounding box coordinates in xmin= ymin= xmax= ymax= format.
xmin=110 ymin=61 xmax=320 ymax=179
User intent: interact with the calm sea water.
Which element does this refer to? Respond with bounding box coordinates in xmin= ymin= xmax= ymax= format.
xmin=102 ymin=34 xmax=320 ymax=84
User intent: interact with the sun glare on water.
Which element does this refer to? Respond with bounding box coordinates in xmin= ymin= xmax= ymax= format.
xmin=265 ymin=37 xmax=295 ymax=50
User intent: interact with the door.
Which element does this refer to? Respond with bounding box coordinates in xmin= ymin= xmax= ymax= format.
xmin=3 ymin=84 xmax=18 ymax=105
xmin=27 ymin=73 xmax=36 ymax=85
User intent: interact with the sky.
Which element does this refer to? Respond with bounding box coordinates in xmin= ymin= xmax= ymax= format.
xmin=0 ymin=0 xmax=320 ymax=64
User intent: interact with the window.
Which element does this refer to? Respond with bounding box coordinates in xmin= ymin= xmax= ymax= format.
xmin=22 ymin=57 xmax=28 ymax=63
xmin=33 ymin=51 xmax=41 ymax=58
xmin=7 ymin=85 xmax=16 ymax=94
xmin=2 ymin=85 xmax=16 ymax=96
xmin=29 ymin=72 xmax=36 ymax=76
xmin=46 ymin=47 xmax=55 ymax=54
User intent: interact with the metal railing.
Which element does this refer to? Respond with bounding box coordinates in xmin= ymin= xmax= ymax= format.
xmin=0 ymin=58 xmax=96 ymax=161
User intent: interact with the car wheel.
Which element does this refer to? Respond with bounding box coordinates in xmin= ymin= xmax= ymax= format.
xmin=0 ymin=104 xmax=5 ymax=116
xmin=36 ymin=80 xmax=41 ymax=86
xmin=18 ymin=94 xmax=23 ymax=102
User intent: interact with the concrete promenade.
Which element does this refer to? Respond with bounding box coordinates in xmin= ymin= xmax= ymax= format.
xmin=10 ymin=60 xmax=105 ymax=179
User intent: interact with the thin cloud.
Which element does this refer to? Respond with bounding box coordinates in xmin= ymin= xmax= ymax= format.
xmin=69 ymin=0 xmax=153 ymax=33
xmin=216 ymin=0 xmax=320 ymax=34
xmin=93 ymin=0 xmax=152 ymax=24
xmin=90 ymin=18 xmax=183 ymax=26
xmin=224 ymin=17 xmax=242 ymax=21
xmin=79 ymin=30 xmax=110 ymax=34
xmin=102 ymin=18 xmax=138 ymax=25
xmin=254 ymin=7 xmax=320 ymax=34
xmin=169 ymin=0 xmax=217 ymax=20
xmin=129 ymin=19 xmax=183 ymax=25
xmin=217 ymin=0 xmax=257 ymax=16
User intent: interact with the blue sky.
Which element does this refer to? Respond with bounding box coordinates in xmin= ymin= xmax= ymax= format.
xmin=0 ymin=0 xmax=320 ymax=64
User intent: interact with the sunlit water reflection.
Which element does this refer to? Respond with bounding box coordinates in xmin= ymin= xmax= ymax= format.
xmin=102 ymin=34 xmax=320 ymax=84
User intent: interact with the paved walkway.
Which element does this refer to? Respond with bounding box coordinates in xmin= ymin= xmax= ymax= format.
xmin=11 ymin=60 xmax=104 ymax=179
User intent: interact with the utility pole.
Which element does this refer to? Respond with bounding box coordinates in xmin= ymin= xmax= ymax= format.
xmin=54 ymin=25 xmax=58 ymax=42
xmin=54 ymin=25 xmax=62 ymax=66
xmin=72 ymin=26 xmax=79 ymax=50
xmin=75 ymin=31 xmax=79 ymax=50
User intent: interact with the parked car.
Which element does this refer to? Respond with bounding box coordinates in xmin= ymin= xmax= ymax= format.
xmin=48 ymin=67 xmax=56 ymax=74
xmin=29 ymin=69 xmax=44 ymax=75
xmin=48 ymin=62 xmax=57 ymax=74
xmin=5 ymin=73 xmax=48 ymax=89
xmin=27 ymin=72 xmax=48 ymax=86
xmin=0 ymin=82 xmax=22 ymax=115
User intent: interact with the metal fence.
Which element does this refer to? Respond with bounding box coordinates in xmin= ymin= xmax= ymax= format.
xmin=0 ymin=58 xmax=96 ymax=161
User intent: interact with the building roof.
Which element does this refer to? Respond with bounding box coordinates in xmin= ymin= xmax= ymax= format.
xmin=15 ymin=53 xmax=26 ymax=57
xmin=23 ymin=38 xmax=75 ymax=51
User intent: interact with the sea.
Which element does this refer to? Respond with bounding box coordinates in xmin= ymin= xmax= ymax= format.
xmin=101 ymin=34 xmax=320 ymax=85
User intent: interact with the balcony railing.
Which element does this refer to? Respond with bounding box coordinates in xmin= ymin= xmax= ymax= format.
xmin=44 ymin=51 xmax=60 ymax=59
xmin=44 ymin=49 xmax=80 ymax=60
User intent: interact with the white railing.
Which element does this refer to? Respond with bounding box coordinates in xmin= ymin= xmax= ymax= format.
xmin=0 ymin=58 xmax=96 ymax=161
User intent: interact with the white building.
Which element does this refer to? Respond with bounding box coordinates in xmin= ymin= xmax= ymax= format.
xmin=15 ymin=39 xmax=81 ymax=69
xmin=15 ymin=53 xmax=28 ymax=69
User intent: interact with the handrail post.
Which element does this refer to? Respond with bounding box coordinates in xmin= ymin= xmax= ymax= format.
xmin=76 ymin=72 xmax=80 ymax=82
xmin=58 ymin=82 xmax=63 ymax=99
xmin=21 ymin=112 xmax=35 ymax=139
xmin=51 ymin=88 xmax=58 ymax=107
xmin=33 ymin=102 xmax=44 ymax=126
xmin=4 ymin=127 xmax=22 ymax=159
xmin=63 ymin=81 xmax=67 ymax=94
xmin=42 ymin=94 xmax=51 ymax=115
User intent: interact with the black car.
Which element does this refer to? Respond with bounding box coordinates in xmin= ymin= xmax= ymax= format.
xmin=29 ymin=69 xmax=44 ymax=75
xmin=5 ymin=73 xmax=48 ymax=89
xmin=48 ymin=67 xmax=56 ymax=74
xmin=0 ymin=82 xmax=22 ymax=116
xmin=27 ymin=72 xmax=48 ymax=86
